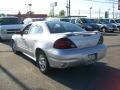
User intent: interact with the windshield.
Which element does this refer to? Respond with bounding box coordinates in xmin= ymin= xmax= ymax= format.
xmin=0 ymin=18 xmax=23 ymax=25
xmin=90 ymin=19 xmax=98 ymax=23
xmin=100 ymin=19 xmax=110 ymax=24
xmin=115 ymin=19 xmax=120 ymax=23
xmin=80 ymin=18 xmax=92 ymax=23
xmin=46 ymin=21 xmax=85 ymax=33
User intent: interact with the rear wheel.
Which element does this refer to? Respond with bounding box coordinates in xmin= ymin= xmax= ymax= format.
xmin=11 ymin=40 xmax=19 ymax=54
xmin=36 ymin=50 xmax=50 ymax=74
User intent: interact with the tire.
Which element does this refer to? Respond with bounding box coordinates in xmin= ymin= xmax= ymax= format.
xmin=101 ymin=28 xmax=107 ymax=32
xmin=36 ymin=50 xmax=50 ymax=74
xmin=0 ymin=37 xmax=3 ymax=42
xmin=11 ymin=40 xmax=19 ymax=54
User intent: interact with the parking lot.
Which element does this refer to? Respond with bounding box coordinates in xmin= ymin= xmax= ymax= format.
xmin=0 ymin=32 xmax=120 ymax=90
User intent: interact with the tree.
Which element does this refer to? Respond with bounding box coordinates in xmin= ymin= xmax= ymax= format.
xmin=59 ymin=10 xmax=65 ymax=16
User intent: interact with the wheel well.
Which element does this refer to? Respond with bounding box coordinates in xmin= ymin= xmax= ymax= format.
xmin=35 ymin=48 xmax=49 ymax=66
xmin=35 ymin=48 xmax=44 ymax=59
xmin=101 ymin=27 xmax=107 ymax=30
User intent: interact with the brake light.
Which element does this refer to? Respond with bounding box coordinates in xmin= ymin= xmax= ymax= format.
xmin=54 ymin=38 xmax=77 ymax=49
xmin=98 ymin=35 xmax=104 ymax=44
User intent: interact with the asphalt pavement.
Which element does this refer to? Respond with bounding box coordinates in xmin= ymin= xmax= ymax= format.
xmin=0 ymin=32 xmax=120 ymax=90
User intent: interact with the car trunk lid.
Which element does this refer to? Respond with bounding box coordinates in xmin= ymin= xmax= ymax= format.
xmin=66 ymin=32 xmax=101 ymax=48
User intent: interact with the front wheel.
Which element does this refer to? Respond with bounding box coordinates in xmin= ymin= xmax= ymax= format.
xmin=37 ymin=50 xmax=50 ymax=74
xmin=101 ymin=28 xmax=107 ymax=32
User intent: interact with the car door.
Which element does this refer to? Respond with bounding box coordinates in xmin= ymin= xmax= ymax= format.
xmin=23 ymin=24 xmax=44 ymax=57
xmin=17 ymin=24 xmax=32 ymax=54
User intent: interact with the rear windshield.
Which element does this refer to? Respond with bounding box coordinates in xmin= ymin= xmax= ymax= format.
xmin=0 ymin=18 xmax=23 ymax=25
xmin=46 ymin=21 xmax=85 ymax=33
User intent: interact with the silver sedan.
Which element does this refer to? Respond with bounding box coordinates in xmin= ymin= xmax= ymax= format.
xmin=11 ymin=21 xmax=107 ymax=73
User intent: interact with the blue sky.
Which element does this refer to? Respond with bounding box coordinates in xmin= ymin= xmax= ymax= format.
xmin=0 ymin=0 xmax=119 ymax=18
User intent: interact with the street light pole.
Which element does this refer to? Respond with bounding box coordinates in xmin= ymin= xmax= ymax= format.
xmin=28 ymin=4 xmax=32 ymax=12
xmin=50 ymin=2 xmax=57 ymax=17
xmin=25 ymin=4 xmax=28 ymax=13
xmin=25 ymin=4 xmax=32 ymax=14
xmin=90 ymin=7 xmax=92 ymax=19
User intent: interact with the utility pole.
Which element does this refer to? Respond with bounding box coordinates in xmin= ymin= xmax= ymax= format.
xmin=66 ymin=0 xmax=69 ymax=16
xmin=90 ymin=7 xmax=92 ymax=19
xmin=68 ymin=0 xmax=71 ymax=16
xmin=113 ymin=0 xmax=115 ymax=19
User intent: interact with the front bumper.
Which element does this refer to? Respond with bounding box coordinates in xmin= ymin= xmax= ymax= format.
xmin=0 ymin=34 xmax=13 ymax=40
xmin=46 ymin=45 xmax=107 ymax=68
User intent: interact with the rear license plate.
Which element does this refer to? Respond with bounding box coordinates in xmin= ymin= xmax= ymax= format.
xmin=88 ymin=53 xmax=97 ymax=61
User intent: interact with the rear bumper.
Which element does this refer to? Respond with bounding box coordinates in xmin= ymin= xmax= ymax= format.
xmin=46 ymin=45 xmax=107 ymax=68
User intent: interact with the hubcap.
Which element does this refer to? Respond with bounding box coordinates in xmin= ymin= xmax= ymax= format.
xmin=102 ymin=28 xmax=106 ymax=32
xmin=38 ymin=54 xmax=47 ymax=71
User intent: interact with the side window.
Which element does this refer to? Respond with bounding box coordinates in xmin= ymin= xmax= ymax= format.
xmin=110 ymin=20 xmax=115 ymax=23
xmin=29 ymin=25 xmax=43 ymax=34
xmin=23 ymin=24 xmax=32 ymax=34
xmin=76 ymin=19 xmax=83 ymax=24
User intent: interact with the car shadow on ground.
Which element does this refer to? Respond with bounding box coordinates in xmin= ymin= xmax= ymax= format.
xmin=16 ymin=53 xmax=120 ymax=90
xmin=46 ymin=62 xmax=120 ymax=90
xmin=0 ymin=65 xmax=31 ymax=90
xmin=0 ymin=40 xmax=11 ymax=46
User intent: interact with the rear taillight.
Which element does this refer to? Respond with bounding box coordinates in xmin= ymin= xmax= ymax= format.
xmin=54 ymin=38 xmax=77 ymax=49
xmin=98 ymin=35 xmax=104 ymax=44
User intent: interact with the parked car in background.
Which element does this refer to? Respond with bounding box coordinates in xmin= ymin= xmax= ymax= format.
xmin=70 ymin=18 xmax=100 ymax=31
xmin=114 ymin=19 xmax=120 ymax=31
xmin=108 ymin=19 xmax=120 ymax=31
xmin=0 ymin=16 xmax=23 ymax=40
xmin=115 ymin=19 xmax=120 ymax=24
xmin=46 ymin=17 xmax=70 ymax=22
xmin=98 ymin=19 xmax=118 ymax=32
xmin=23 ymin=18 xmax=46 ymax=25
xmin=11 ymin=21 xmax=107 ymax=73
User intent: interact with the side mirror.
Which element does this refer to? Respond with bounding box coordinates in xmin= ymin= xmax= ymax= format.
xmin=18 ymin=31 xmax=23 ymax=36
xmin=24 ymin=30 xmax=28 ymax=34
xmin=15 ymin=31 xmax=22 ymax=34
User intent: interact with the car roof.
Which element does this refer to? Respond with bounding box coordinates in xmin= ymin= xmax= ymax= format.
xmin=32 ymin=20 xmax=73 ymax=25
